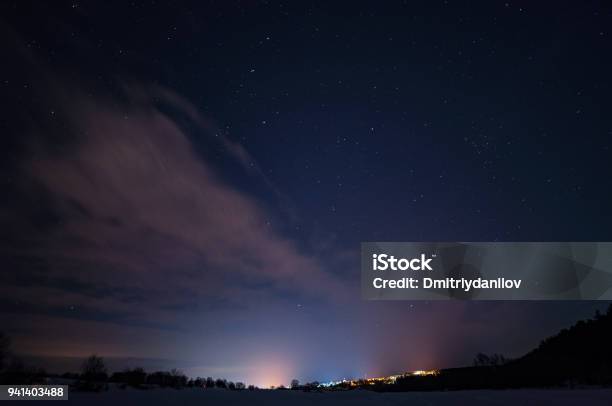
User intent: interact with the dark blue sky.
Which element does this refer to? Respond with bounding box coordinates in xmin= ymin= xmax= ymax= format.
xmin=1 ymin=1 xmax=611 ymax=387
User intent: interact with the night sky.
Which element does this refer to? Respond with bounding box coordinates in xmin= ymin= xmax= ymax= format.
xmin=1 ymin=1 xmax=611 ymax=387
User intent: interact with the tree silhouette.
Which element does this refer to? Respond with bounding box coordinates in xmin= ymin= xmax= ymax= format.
xmin=303 ymin=381 xmax=320 ymax=391
xmin=79 ymin=355 xmax=108 ymax=391
xmin=473 ymin=352 xmax=490 ymax=367
xmin=473 ymin=353 xmax=508 ymax=367
xmin=81 ymin=355 xmax=108 ymax=381
xmin=110 ymin=367 xmax=147 ymax=387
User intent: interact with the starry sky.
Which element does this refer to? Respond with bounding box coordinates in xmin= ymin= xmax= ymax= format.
xmin=1 ymin=1 xmax=611 ymax=387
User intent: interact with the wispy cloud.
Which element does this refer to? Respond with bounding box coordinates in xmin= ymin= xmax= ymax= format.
xmin=2 ymin=84 xmax=348 ymax=335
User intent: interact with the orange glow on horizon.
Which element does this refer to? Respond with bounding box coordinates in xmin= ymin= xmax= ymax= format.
xmin=246 ymin=354 xmax=295 ymax=388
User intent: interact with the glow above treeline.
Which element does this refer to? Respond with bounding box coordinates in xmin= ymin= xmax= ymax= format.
xmin=318 ymin=369 xmax=439 ymax=388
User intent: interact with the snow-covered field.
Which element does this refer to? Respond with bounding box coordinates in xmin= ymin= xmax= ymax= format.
xmin=66 ymin=387 xmax=612 ymax=405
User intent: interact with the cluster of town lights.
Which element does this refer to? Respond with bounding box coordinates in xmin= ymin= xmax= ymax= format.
xmin=318 ymin=369 xmax=439 ymax=388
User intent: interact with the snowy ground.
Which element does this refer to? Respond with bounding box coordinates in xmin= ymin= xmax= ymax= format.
xmin=66 ymin=387 xmax=612 ymax=405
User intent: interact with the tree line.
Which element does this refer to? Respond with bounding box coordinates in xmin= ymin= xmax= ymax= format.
xmin=0 ymin=340 xmax=255 ymax=391
xmin=74 ymin=354 xmax=255 ymax=391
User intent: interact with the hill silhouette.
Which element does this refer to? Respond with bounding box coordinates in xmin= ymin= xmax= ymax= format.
xmin=389 ymin=304 xmax=612 ymax=391
xmin=506 ymin=304 xmax=612 ymax=386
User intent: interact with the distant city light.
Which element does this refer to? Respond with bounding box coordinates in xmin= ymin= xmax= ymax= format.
xmin=318 ymin=369 xmax=439 ymax=388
